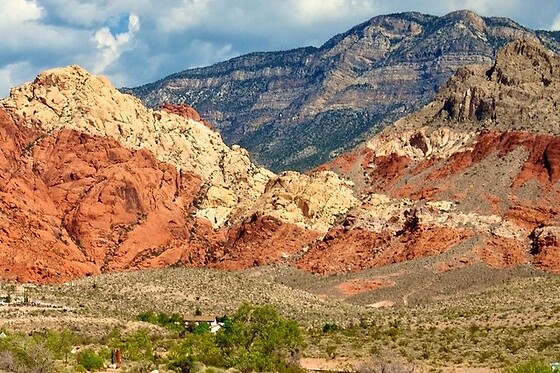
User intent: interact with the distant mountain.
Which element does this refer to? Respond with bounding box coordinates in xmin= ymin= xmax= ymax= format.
xmin=126 ymin=10 xmax=560 ymax=172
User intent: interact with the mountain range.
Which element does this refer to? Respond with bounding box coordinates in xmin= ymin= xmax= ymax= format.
xmin=0 ymin=34 xmax=559 ymax=284
xmin=127 ymin=10 xmax=560 ymax=172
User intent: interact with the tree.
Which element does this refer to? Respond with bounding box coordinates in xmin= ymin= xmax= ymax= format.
xmin=77 ymin=349 xmax=104 ymax=372
xmin=0 ymin=334 xmax=56 ymax=373
xmin=117 ymin=329 xmax=154 ymax=362
xmin=44 ymin=329 xmax=75 ymax=363
xmin=216 ymin=303 xmax=303 ymax=372
xmin=169 ymin=332 xmax=224 ymax=369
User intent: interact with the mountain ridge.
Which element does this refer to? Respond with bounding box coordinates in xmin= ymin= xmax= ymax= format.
xmin=127 ymin=10 xmax=560 ymax=171
xmin=1 ymin=39 xmax=560 ymax=284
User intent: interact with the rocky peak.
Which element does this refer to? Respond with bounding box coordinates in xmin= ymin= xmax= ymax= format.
xmin=1 ymin=65 xmax=274 ymax=227
xmin=395 ymin=39 xmax=560 ymax=134
xmin=489 ymin=38 xmax=559 ymax=86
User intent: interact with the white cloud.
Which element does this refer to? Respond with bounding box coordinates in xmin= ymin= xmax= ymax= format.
xmin=0 ymin=0 xmax=42 ymax=25
xmin=0 ymin=0 xmax=558 ymax=96
xmin=0 ymin=61 xmax=38 ymax=96
xmin=157 ymin=0 xmax=210 ymax=33
xmin=92 ymin=14 xmax=140 ymax=73
xmin=294 ymin=0 xmax=376 ymax=24
xmin=552 ymin=13 xmax=560 ymax=30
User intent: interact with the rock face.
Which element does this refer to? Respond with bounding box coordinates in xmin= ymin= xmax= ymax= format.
xmin=318 ymin=39 xmax=560 ymax=274
xmin=2 ymin=39 xmax=560 ymax=283
xmin=128 ymin=11 xmax=560 ymax=172
xmin=2 ymin=65 xmax=273 ymax=228
xmin=0 ymin=66 xmax=355 ymax=282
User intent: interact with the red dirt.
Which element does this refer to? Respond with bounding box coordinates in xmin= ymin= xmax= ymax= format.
xmin=336 ymin=277 xmax=397 ymax=297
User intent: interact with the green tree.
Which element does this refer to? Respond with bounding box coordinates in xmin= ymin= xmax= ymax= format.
xmin=169 ymin=332 xmax=224 ymax=369
xmin=216 ymin=303 xmax=303 ymax=372
xmin=44 ymin=329 xmax=75 ymax=362
xmin=119 ymin=329 xmax=154 ymax=362
xmin=77 ymin=348 xmax=104 ymax=372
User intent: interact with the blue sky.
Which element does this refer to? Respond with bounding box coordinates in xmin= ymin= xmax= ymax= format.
xmin=2 ymin=0 xmax=560 ymax=96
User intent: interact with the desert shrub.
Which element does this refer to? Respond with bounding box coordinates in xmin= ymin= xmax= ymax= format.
xmin=168 ymin=354 xmax=196 ymax=373
xmin=503 ymin=359 xmax=555 ymax=373
xmin=123 ymin=360 xmax=158 ymax=373
xmin=193 ymin=322 xmax=211 ymax=335
xmin=77 ymin=348 xmax=104 ymax=372
xmin=0 ymin=333 xmax=56 ymax=373
xmin=137 ymin=311 xmax=185 ymax=333
xmin=322 ymin=323 xmax=339 ymax=333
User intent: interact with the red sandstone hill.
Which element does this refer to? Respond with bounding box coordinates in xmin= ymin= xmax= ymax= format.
xmin=316 ymin=39 xmax=560 ymax=274
xmin=0 ymin=39 xmax=559 ymax=283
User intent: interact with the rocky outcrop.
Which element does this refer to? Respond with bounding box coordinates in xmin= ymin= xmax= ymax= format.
xmin=1 ymin=66 xmax=273 ymax=228
xmin=315 ymin=39 xmax=560 ymax=274
xmin=0 ymin=66 xmax=362 ymax=282
xmin=0 ymin=110 xmax=99 ymax=282
xmin=160 ymin=103 xmax=213 ymax=129
xmin=248 ymin=171 xmax=358 ymax=232
xmin=128 ymin=11 xmax=560 ymax=172
xmin=531 ymin=226 xmax=560 ymax=272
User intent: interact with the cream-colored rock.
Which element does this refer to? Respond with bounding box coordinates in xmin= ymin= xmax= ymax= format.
xmin=248 ymin=170 xmax=358 ymax=232
xmin=366 ymin=126 xmax=476 ymax=160
xmin=350 ymin=193 xmax=528 ymax=240
xmin=1 ymin=65 xmax=274 ymax=226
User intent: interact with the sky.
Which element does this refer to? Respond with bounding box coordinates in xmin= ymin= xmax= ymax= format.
xmin=2 ymin=0 xmax=560 ymax=96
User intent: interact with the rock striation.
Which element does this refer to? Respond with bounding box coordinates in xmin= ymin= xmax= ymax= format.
xmin=2 ymin=39 xmax=560 ymax=283
xmin=128 ymin=11 xmax=560 ymax=172
xmin=318 ymin=39 xmax=560 ymax=274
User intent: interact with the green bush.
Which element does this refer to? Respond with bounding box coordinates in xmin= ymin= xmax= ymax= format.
xmin=168 ymin=354 xmax=196 ymax=373
xmin=137 ymin=311 xmax=185 ymax=333
xmin=322 ymin=323 xmax=339 ymax=334
xmin=504 ymin=359 xmax=555 ymax=373
xmin=77 ymin=348 xmax=104 ymax=372
xmin=0 ymin=333 xmax=56 ymax=373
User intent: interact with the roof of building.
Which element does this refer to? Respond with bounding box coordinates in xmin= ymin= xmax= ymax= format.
xmin=184 ymin=315 xmax=216 ymax=322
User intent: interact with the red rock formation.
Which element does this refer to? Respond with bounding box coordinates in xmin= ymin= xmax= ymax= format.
xmin=32 ymin=129 xmax=208 ymax=272
xmin=296 ymin=225 xmax=472 ymax=275
xmin=0 ymin=109 xmax=231 ymax=282
xmin=531 ymin=226 xmax=560 ymax=273
xmin=474 ymin=236 xmax=529 ymax=268
xmin=160 ymin=103 xmax=213 ymax=129
xmin=0 ymin=110 xmax=98 ymax=282
xmin=211 ymin=213 xmax=321 ymax=269
xmin=4 ymin=39 xmax=560 ymax=283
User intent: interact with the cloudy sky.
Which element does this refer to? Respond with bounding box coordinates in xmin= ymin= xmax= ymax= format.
xmin=2 ymin=0 xmax=560 ymax=95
